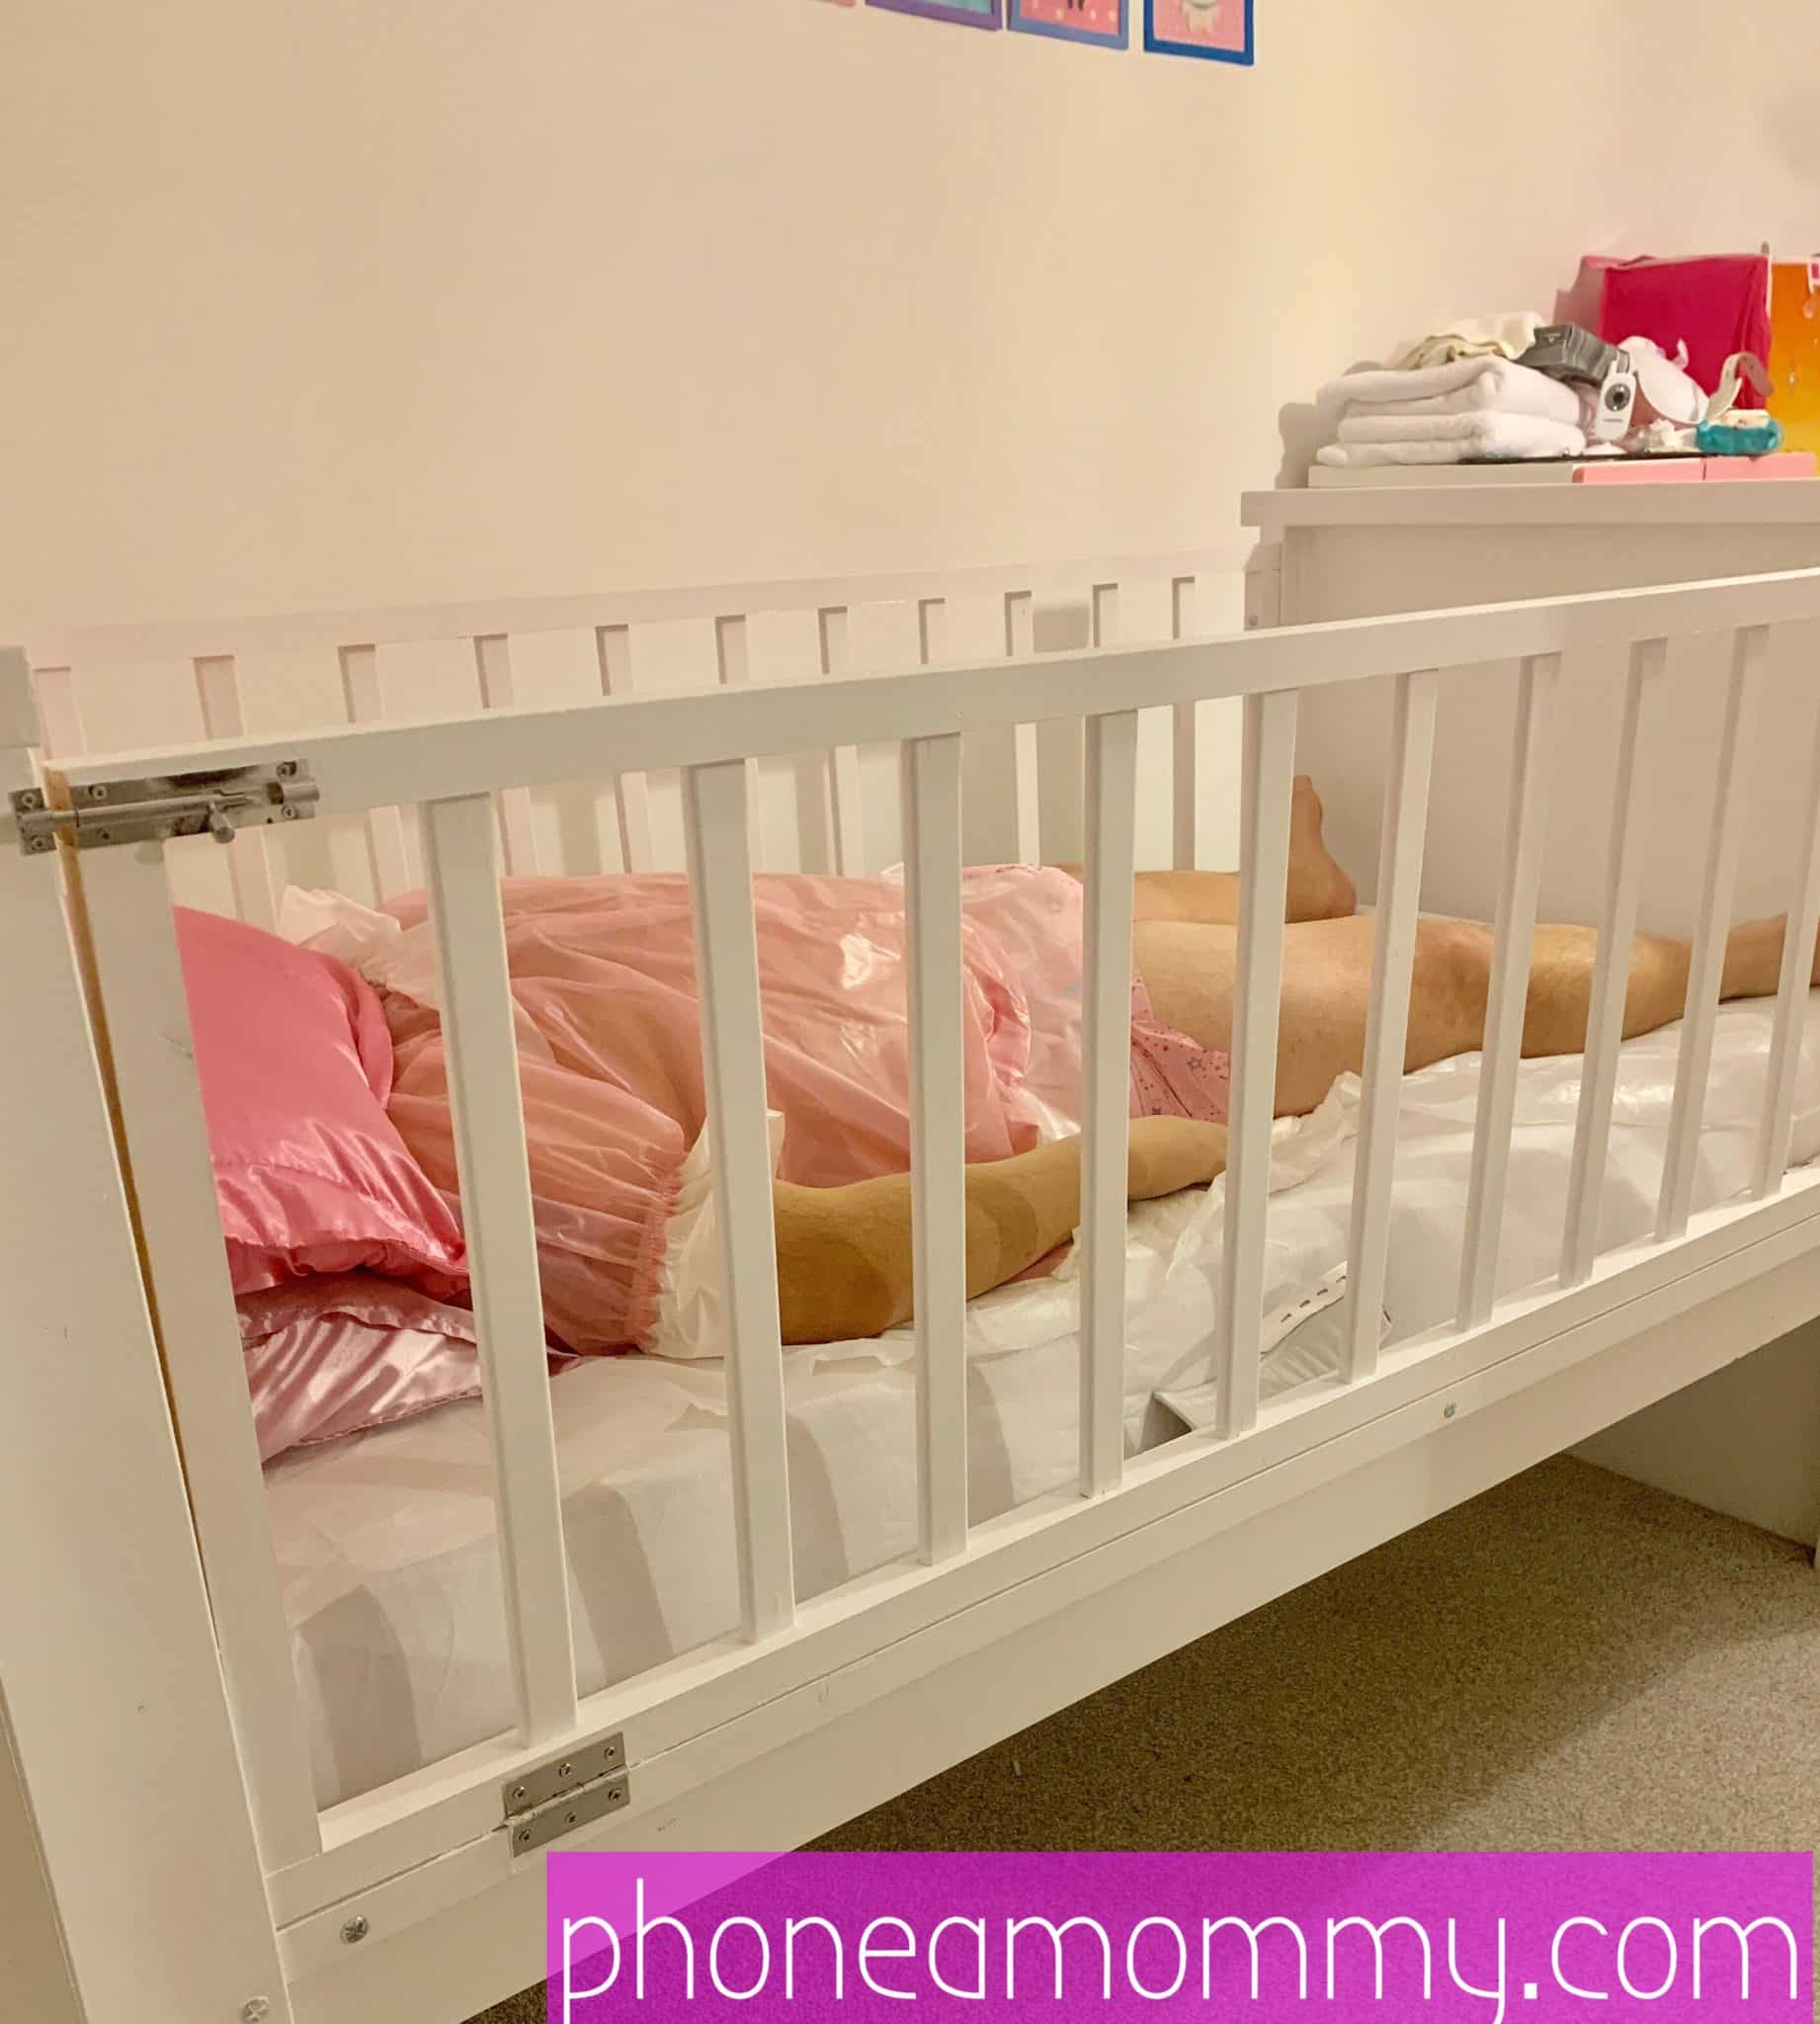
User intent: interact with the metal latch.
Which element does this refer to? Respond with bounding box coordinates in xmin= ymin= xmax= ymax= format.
xmin=501 ymin=1732 xmax=629 ymax=1856
xmin=11 ymin=761 xmax=319 ymax=856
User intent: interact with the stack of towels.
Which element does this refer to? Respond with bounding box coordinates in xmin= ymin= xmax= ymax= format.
xmin=1315 ymin=356 xmax=1587 ymax=469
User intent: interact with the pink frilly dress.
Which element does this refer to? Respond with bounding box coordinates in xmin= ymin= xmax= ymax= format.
xmin=377 ymin=867 xmax=1228 ymax=1353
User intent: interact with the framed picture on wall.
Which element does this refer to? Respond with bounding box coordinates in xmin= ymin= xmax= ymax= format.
xmin=867 ymin=0 xmax=1001 ymax=27
xmin=1144 ymin=0 xmax=1253 ymax=63
xmin=1008 ymin=0 xmax=1127 ymax=48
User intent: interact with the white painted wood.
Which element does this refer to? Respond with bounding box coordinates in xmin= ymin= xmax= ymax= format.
xmin=1215 ymin=689 xmax=1299 ymax=1439
xmin=35 ymin=547 xmax=1248 ymax=674
xmin=1657 ymin=625 xmax=1771 ymax=1239
xmin=1080 ymin=710 xmax=1139 ymax=1493
xmin=288 ymin=1138 xmax=1820 ymax=1929
xmin=1245 ymin=482 xmax=1820 ymax=536
xmin=34 ymin=554 xmax=1820 ymax=2024
xmin=916 ymin=597 xmax=947 ymax=665
xmin=31 ymin=664 xmax=84 ymax=758
xmin=283 ymin=1184 xmax=1820 ymax=2024
xmin=713 ymin=614 xmax=767 ymax=871
xmin=338 ymin=644 xmax=416 ymax=898
xmin=682 ymin=759 xmax=795 ymax=1639
xmin=420 ymin=796 xmax=577 ymax=1744
xmin=0 ymin=654 xmax=294 ymax=2024
xmin=1457 ymin=653 xmax=1560 ymax=1327
xmin=1757 ymin=683 xmax=1820 ymax=1198
xmin=194 ymin=653 xmax=281 ymax=926
xmin=72 ymin=841 xmax=321 ymax=1868
xmin=1170 ymin=576 xmax=1199 ymax=870
xmin=1006 ymin=591 xmax=1039 ymax=864
xmin=817 ymin=607 xmax=866 ymax=876
xmin=899 ymin=733 xmax=968 ymax=1562
xmin=1345 ymin=667 xmax=1439 ymax=1380
xmin=472 ymin=634 xmax=540 ymax=878
xmin=1562 ymin=637 xmax=1665 ymax=1287
xmin=594 ymin=624 xmax=654 ymax=874
xmin=69 ymin=573 xmax=1820 ymax=826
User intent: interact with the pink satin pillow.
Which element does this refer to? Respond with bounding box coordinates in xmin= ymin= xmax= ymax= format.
xmin=175 ymin=907 xmax=466 ymax=1296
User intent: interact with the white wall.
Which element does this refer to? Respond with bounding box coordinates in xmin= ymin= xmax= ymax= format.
xmin=5 ymin=0 xmax=1820 ymax=637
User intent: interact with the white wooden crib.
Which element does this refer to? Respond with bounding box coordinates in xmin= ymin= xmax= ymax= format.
xmin=7 ymin=546 xmax=1820 ymax=2024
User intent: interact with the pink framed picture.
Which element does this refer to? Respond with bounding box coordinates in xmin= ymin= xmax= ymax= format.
xmin=1145 ymin=0 xmax=1253 ymax=64
xmin=1008 ymin=0 xmax=1127 ymax=47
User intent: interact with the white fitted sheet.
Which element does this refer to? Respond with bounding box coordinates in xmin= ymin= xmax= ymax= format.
xmin=272 ymin=995 xmax=1820 ymax=1809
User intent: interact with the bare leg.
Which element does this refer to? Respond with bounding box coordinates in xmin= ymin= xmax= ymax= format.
xmin=1056 ymin=777 xmax=1357 ymax=927
xmin=1134 ymin=911 xmax=1817 ymax=1121
xmin=774 ymin=1116 xmax=1227 ymax=1345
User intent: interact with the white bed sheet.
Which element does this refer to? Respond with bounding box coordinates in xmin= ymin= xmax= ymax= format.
xmin=272 ymin=995 xmax=1820 ymax=1810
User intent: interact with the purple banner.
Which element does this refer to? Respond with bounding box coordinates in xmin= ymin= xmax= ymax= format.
xmin=548 ymin=1850 xmax=1809 ymax=2020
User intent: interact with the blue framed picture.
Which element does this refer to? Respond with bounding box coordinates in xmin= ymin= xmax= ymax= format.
xmin=1008 ymin=0 xmax=1127 ymax=49
xmin=1144 ymin=0 xmax=1253 ymax=64
xmin=867 ymin=0 xmax=1000 ymax=27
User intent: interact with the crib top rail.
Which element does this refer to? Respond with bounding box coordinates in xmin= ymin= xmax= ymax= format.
xmin=41 ymin=564 xmax=1820 ymax=807
xmin=25 ymin=547 xmax=1244 ymax=675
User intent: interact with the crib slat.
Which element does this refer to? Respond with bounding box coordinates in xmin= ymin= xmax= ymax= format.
xmin=1215 ymin=689 xmax=1299 ymax=1439
xmin=594 ymin=625 xmax=654 ymax=873
xmin=1344 ymin=667 xmax=1439 ymax=1382
xmin=714 ymin=614 xmax=767 ymax=871
xmin=338 ymin=644 xmax=416 ymax=898
xmin=1562 ymin=637 xmax=1665 ymax=1288
xmin=1658 ymin=625 xmax=1771 ymax=1239
xmin=32 ymin=664 xmax=85 ymax=757
xmin=1756 ymin=682 xmax=1820 ymax=1198
xmin=1457 ymin=652 xmax=1560 ymax=1328
xmin=900 ymin=733 xmax=968 ymax=1561
xmin=1007 ymin=592 xmax=1039 ymax=864
xmin=420 ymin=795 xmax=578 ymax=1743
xmin=72 ymin=845 xmax=322 ymax=1868
xmin=818 ymin=607 xmax=867 ymax=875
xmin=1080 ymin=710 xmax=1140 ymax=1494
xmin=473 ymin=635 xmax=541 ymax=878
xmin=194 ymin=655 xmax=281 ymax=927
xmin=917 ymin=597 xmax=948 ymax=666
xmin=683 ymin=758 xmax=796 ymax=1639
xmin=1171 ymin=576 xmax=1200 ymax=871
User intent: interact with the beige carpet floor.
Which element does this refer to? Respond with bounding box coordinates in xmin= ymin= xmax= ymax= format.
xmin=469 ymin=1456 xmax=1820 ymax=2022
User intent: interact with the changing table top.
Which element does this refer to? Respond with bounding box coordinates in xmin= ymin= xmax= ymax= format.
xmin=1242 ymin=476 xmax=1820 ymax=537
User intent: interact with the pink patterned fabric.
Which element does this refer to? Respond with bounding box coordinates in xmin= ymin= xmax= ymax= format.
xmin=373 ymin=868 xmax=1230 ymax=1353
xmin=176 ymin=908 xmax=465 ymax=1296
xmin=1129 ymin=972 xmax=1233 ymax=1126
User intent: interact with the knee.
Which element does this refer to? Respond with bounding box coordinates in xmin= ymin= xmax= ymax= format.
xmin=1416 ymin=917 xmax=1494 ymax=1024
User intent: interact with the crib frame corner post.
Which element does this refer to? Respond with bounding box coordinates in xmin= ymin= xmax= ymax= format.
xmin=0 ymin=661 xmax=295 ymax=2024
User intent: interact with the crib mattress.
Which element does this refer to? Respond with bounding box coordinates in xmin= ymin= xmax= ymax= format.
xmin=271 ymin=994 xmax=1820 ymax=1811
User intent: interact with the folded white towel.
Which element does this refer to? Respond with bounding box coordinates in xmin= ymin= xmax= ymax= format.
xmin=1316 ymin=412 xmax=1587 ymax=467
xmin=1320 ymin=356 xmax=1580 ymax=427
xmin=1338 ymin=411 xmax=1585 ymax=448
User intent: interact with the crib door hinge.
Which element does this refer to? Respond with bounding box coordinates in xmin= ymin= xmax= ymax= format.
xmin=500 ymin=1732 xmax=630 ymax=1856
xmin=10 ymin=760 xmax=319 ymax=856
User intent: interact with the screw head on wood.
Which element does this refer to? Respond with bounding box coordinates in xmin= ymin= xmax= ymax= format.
xmin=240 ymin=2002 xmax=271 ymax=2024
xmin=1443 ymin=1403 xmax=1457 ymax=1420
xmin=341 ymin=1915 xmax=370 ymax=1946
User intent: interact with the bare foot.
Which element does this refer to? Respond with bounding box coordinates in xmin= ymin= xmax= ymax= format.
xmin=1286 ymin=776 xmax=1357 ymax=923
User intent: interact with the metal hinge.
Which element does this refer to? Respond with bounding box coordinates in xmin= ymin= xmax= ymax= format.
xmin=500 ymin=1732 xmax=629 ymax=1856
xmin=10 ymin=761 xmax=319 ymax=857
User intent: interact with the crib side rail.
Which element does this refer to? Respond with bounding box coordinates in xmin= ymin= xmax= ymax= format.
xmin=18 ymin=560 xmax=1820 ymax=1965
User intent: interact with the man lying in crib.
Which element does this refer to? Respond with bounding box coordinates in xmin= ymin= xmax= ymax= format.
xmin=312 ymin=780 xmax=1815 ymax=1351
